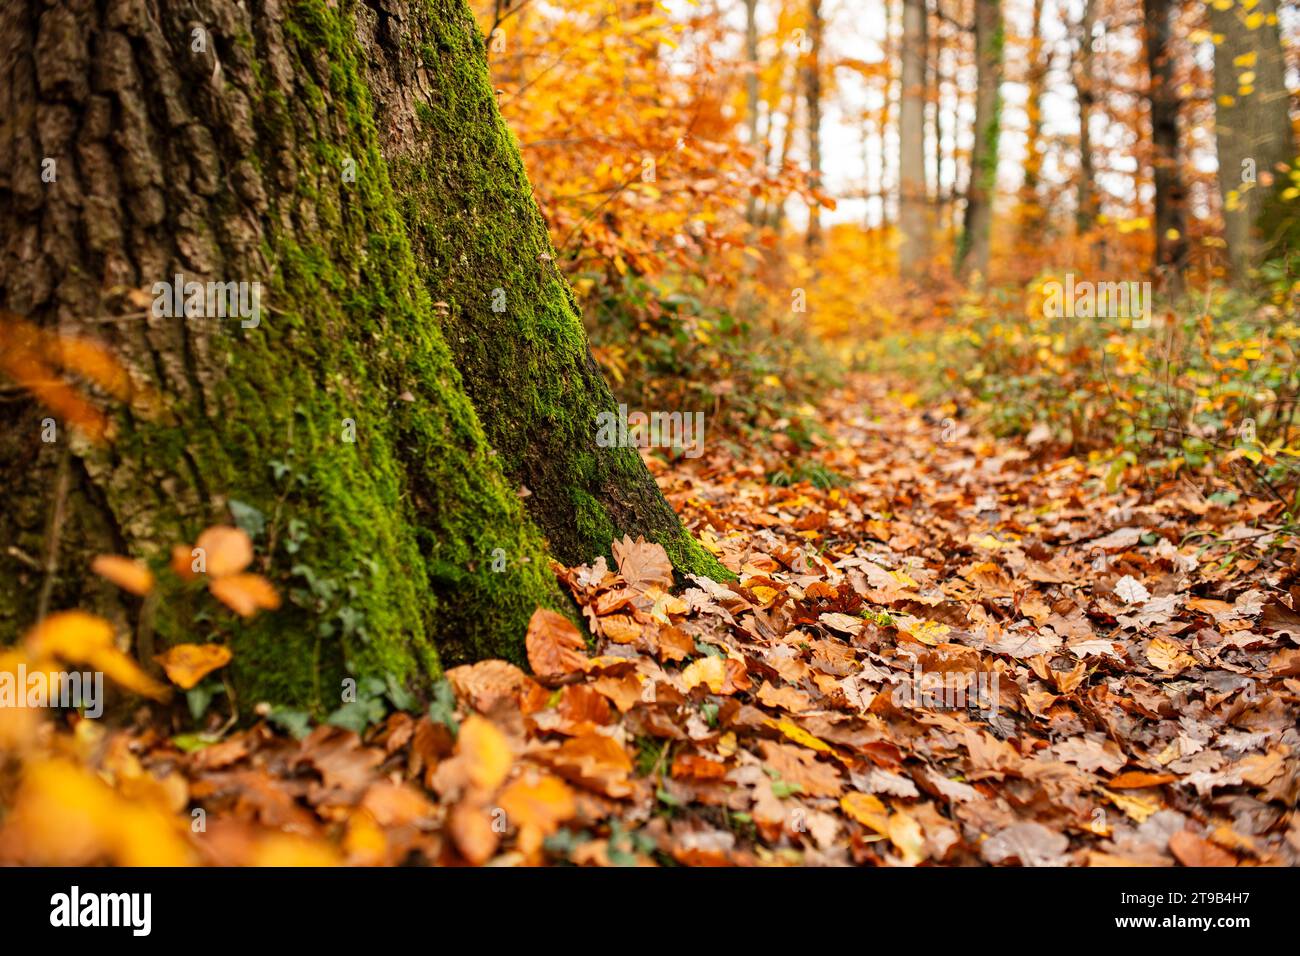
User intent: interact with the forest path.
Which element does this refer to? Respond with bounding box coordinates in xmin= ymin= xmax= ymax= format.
xmin=8 ymin=379 xmax=1295 ymax=867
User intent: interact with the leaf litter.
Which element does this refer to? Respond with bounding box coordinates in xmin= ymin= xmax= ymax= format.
xmin=2 ymin=377 xmax=1298 ymax=867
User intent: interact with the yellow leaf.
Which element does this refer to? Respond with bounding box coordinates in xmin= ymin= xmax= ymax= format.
xmin=25 ymin=611 xmax=114 ymax=660
xmin=1147 ymin=637 xmax=1196 ymax=673
xmin=770 ymin=718 xmax=833 ymax=754
xmin=888 ymin=809 xmax=928 ymax=865
xmin=458 ymin=715 xmax=513 ymax=792
xmin=1 ymin=758 xmax=192 ymax=866
xmin=251 ymin=833 xmax=341 ymax=867
xmin=682 ymin=655 xmax=727 ymax=693
xmin=1101 ymin=786 xmax=1162 ymax=823
xmin=26 ymin=612 xmax=170 ymax=701
xmin=840 ymin=792 xmax=890 ymax=834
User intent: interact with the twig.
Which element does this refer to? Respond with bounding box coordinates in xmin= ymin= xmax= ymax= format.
xmin=36 ymin=447 xmax=72 ymax=622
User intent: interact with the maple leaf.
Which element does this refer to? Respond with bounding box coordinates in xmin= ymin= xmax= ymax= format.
xmin=611 ymin=534 xmax=674 ymax=593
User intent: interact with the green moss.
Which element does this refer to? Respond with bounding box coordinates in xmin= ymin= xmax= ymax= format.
xmin=109 ymin=0 xmax=567 ymax=712
xmin=384 ymin=0 xmax=733 ymax=581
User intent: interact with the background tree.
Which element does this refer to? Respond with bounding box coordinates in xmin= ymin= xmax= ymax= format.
xmin=804 ymin=0 xmax=825 ymax=250
xmin=1073 ymin=0 xmax=1100 ymax=237
xmin=899 ymin=0 xmax=930 ymax=273
xmin=1143 ymin=0 xmax=1190 ymax=292
xmin=958 ymin=0 xmax=1005 ymax=282
xmin=1210 ymin=0 xmax=1297 ymax=278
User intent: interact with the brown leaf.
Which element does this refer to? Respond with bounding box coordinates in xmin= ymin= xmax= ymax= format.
xmin=446 ymin=659 xmax=532 ymax=712
xmin=549 ymin=732 xmax=634 ymax=797
xmin=1169 ymin=830 xmax=1237 ymax=867
xmin=611 ymin=534 xmax=674 ymax=593
xmin=525 ymin=608 xmax=589 ymax=678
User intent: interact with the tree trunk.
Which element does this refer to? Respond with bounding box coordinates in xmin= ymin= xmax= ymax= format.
xmin=957 ymin=0 xmax=1003 ymax=282
xmin=744 ymin=0 xmax=761 ymax=227
xmin=1073 ymin=0 xmax=1099 ymax=236
xmin=0 ymin=0 xmax=718 ymax=711
xmin=1017 ymin=0 xmax=1046 ymax=248
xmin=803 ymin=0 xmax=823 ymax=251
xmin=1210 ymin=0 xmax=1296 ymax=278
xmin=899 ymin=0 xmax=929 ymax=273
xmin=927 ymin=0 xmax=941 ymax=227
xmin=1142 ymin=0 xmax=1189 ymax=294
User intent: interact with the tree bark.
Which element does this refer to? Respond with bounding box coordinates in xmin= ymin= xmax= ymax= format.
xmin=1142 ymin=0 xmax=1189 ymax=294
xmin=0 ymin=0 xmax=718 ymax=710
xmin=1210 ymin=0 xmax=1296 ymax=278
xmin=899 ymin=0 xmax=929 ymax=273
xmin=744 ymin=0 xmax=761 ymax=227
xmin=1073 ymin=0 xmax=1099 ymax=236
xmin=1017 ymin=0 xmax=1046 ymax=248
xmin=957 ymin=0 xmax=1002 ymax=282
xmin=803 ymin=0 xmax=823 ymax=251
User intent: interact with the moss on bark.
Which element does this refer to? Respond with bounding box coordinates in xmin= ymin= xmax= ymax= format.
xmin=0 ymin=0 xmax=565 ymax=712
xmin=370 ymin=0 xmax=730 ymax=580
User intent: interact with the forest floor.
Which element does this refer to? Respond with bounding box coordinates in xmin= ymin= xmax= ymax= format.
xmin=3 ymin=375 xmax=1298 ymax=866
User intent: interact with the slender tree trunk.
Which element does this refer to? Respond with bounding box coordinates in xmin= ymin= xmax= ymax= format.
xmin=744 ymin=0 xmax=761 ymax=226
xmin=957 ymin=0 xmax=1003 ymax=282
xmin=1018 ymin=0 xmax=1047 ymax=248
xmin=927 ymin=0 xmax=941 ymax=219
xmin=767 ymin=68 xmax=798 ymax=232
xmin=1074 ymin=0 xmax=1099 ymax=236
xmin=1142 ymin=0 xmax=1189 ymax=294
xmin=1210 ymin=0 xmax=1296 ymax=278
xmin=0 ymin=0 xmax=719 ymax=710
xmin=899 ymin=0 xmax=929 ymax=273
xmin=804 ymin=0 xmax=824 ymax=251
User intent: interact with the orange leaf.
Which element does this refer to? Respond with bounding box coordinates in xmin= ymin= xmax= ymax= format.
xmin=525 ymin=608 xmax=588 ymax=678
xmin=1107 ymin=770 xmax=1177 ymax=789
xmin=1168 ymin=830 xmax=1237 ymax=867
xmin=457 ymin=715 xmax=513 ymax=792
xmin=154 ymin=643 xmax=232 ymax=690
xmin=194 ymin=525 xmax=254 ymax=577
xmin=170 ymin=544 xmax=202 ymax=581
xmin=448 ymin=802 xmax=499 ymax=865
xmin=25 ymin=611 xmax=115 ymax=659
xmin=209 ymin=573 xmax=280 ymax=617
xmin=91 ymin=555 xmax=155 ymax=596
xmin=497 ymin=772 xmax=576 ymax=851
xmin=610 ymin=534 xmax=674 ymax=593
